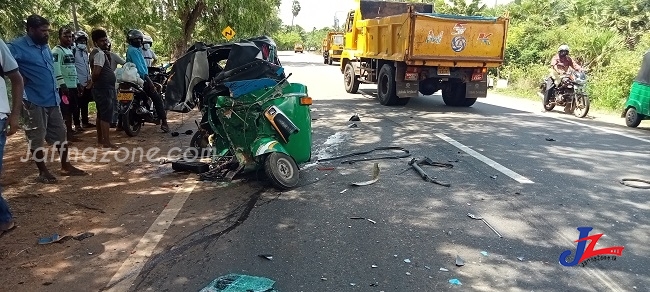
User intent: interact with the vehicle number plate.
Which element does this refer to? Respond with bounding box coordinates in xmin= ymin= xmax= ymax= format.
xmin=437 ymin=67 xmax=450 ymax=76
xmin=117 ymin=92 xmax=134 ymax=101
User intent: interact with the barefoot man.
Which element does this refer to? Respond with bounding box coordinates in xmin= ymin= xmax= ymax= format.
xmin=89 ymin=28 xmax=117 ymax=149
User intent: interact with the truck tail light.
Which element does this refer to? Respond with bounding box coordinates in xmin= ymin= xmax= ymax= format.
xmin=405 ymin=66 xmax=420 ymax=81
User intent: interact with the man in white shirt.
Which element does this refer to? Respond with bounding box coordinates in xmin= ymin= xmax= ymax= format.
xmin=141 ymin=35 xmax=157 ymax=67
xmin=0 ymin=37 xmax=25 ymax=235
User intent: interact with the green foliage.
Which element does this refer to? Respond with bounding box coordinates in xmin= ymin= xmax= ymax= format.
xmin=489 ymin=0 xmax=650 ymax=111
xmin=0 ymin=0 xmax=283 ymax=59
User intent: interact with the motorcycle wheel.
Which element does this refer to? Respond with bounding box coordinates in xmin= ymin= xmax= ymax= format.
xmin=573 ymin=94 xmax=590 ymax=118
xmin=264 ymin=152 xmax=299 ymax=190
xmin=122 ymin=108 xmax=143 ymax=137
xmin=542 ymin=88 xmax=555 ymax=111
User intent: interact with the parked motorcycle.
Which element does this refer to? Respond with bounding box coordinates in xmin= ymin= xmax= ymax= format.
xmin=538 ymin=69 xmax=590 ymax=118
xmin=148 ymin=62 xmax=173 ymax=95
xmin=116 ymin=81 xmax=163 ymax=137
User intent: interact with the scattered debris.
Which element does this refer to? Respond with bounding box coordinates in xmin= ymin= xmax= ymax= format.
xmin=320 ymin=277 xmax=327 ymax=281
xmin=350 ymin=217 xmax=365 ymax=220
xmin=467 ymin=213 xmax=503 ymax=238
xmin=517 ymin=257 xmax=524 ymax=261
xmin=418 ymin=157 xmax=454 ymax=168
xmin=317 ymin=146 xmax=411 ymax=164
xmin=340 ymin=189 xmax=348 ymax=194
xmin=351 ymin=163 xmax=380 ymax=186
xmin=449 ymin=278 xmax=462 ymax=286
xmin=620 ymin=178 xmax=650 ymax=189
xmin=490 ymin=175 xmax=498 ymax=179
xmin=367 ymin=219 xmax=377 ymax=224
xmin=371 ymin=265 xmax=379 ymax=268
xmin=370 ymin=282 xmax=379 ymax=287
xmin=481 ymin=251 xmax=489 ymax=257
xmin=545 ymin=138 xmax=556 ymax=141
xmin=349 ymin=113 xmax=360 ymax=121
xmin=199 ymin=273 xmax=277 ymax=292
xmin=424 ymin=266 xmax=431 ymax=270
xmin=408 ymin=157 xmax=451 ymax=187
xmin=404 ymin=259 xmax=411 ymax=263
xmin=317 ymin=167 xmax=335 ymax=171
xmin=171 ymin=132 xmax=180 ymax=137
xmin=73 ymin=232 xmax=94 ymax=241
xmin=37 ymin=234 xmax=71 ymax=245
xmin=258 ymin=254 xmax=273 ymax=261
xmin=406 ymin=272 xmax=411 ymax=276
xmin=455 ymin=255 xmax=465 ymax=266
xmin=439 ymin=268 xmax=449 ymax=272
xmin=350 ymin=283 xmax=356 ymax=286
xmin=348 ymin=123 xmax=358 ymax=128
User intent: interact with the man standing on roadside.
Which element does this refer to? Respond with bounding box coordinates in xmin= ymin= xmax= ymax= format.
xmin=52 ymin=27 xmax=81 ymax=142
xmin=8 ymin=14 xmax=87 ymax=184
xmin=73 ymin=31 xmax=94 ymax=130
xmin=89 ymin=28 xmax=117 ymax=148
xmin=0 ymin=37 xmax=24 ymax=236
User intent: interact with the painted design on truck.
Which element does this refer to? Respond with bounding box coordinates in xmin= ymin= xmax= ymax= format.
xmin=478 ymin=33 xmax=492 ymax=45
xmin=426 ymin=30 xmax=444 ymax=44
xmin=451 ymin=35 xmax=467 ymax=52
xmin=452 ymin=23 xmax=467 ymax=35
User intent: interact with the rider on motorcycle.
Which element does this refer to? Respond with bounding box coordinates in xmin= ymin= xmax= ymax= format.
xmin=544 ymin=45 xmax=582 ymax=100
xmin=125 ymin=29 xmax=169 ymax=133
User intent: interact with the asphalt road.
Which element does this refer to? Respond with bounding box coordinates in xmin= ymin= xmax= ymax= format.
xmin=123 ymin=51 xmax=650 ymax=291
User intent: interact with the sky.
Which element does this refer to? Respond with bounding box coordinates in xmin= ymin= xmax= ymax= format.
xmin=279 ymin=0 xmax=514 ymax=30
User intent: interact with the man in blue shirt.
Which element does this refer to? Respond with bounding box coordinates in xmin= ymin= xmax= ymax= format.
xmin=125 ymin=29 xmax=169 ymax=133
xmin=8 ymin=15 xmax=86 ymax=183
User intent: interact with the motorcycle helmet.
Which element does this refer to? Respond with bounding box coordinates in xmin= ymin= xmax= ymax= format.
xmin=75 ymin=30 xmax=88 ymax=41
xmin=143 ymin=35 xmax=153 ymax=44
xmin=558 ymin=44 xmax=570 ymax=57
xmin=127 ymin=29 xmax=144 ymax=47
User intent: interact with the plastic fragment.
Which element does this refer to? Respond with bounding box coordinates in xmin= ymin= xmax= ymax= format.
xmin=199 ymin=273 xmax=276 ymax=292
xmin=439 ymin=268 xmax=449 ymax=272
xmin=517 ymin=257 xmax=524 ymax=261
xmin=449 ymin=279 xmax=462 ymax=286
xmin=404 ymin=259 xmax=411 ymax=263
xmin=371 ymin=265 xmax=378 ymax=268
xmin=455 ymin=255 xmax=464 ymax=266
xmin=480 ymin=251 xmax=488 ymax=257
xmin=405 ymin=272 xmax=411 ymax=276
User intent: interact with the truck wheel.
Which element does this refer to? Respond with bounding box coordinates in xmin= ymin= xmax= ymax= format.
xmin=344 ymin=63 xmax=360 ymax=94
xmin=419 ymin=79 xmax=436 ymax=96
xmin=442 ymin=88 xmax=459 ymax=106
xmin=377 ymin=64 xmax=399 ymax=106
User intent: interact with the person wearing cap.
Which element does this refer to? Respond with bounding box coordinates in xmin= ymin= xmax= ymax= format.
xmin=52 ymin=26 xmax=81 ymax=142
xmin=141 ymin=35 xmax=158 ymax=67
xmin=7 ymin=14 xmax=87 ymax=184
xmin=73 ymin=30 xmax=95 ymax=130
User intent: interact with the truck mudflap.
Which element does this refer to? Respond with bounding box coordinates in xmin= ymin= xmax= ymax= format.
xmin=466 ymin=80 xmax=488 ymax=98
xmin=396 ymin=80 xmax=420 ymax=98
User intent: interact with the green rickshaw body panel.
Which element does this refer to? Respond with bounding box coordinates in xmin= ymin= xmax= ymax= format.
xmin=208 ymin=82 xmax=312 ymax=168
xmin=626 ymin=81 xmax=650 ymax=116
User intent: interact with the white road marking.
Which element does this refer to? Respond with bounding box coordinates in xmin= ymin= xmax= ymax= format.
xmin=106 ymin=175 xmax=198 ymax=291
xmin=435 ymin=133 xmax=534 ymax=184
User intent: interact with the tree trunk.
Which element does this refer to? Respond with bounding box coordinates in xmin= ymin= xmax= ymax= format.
xmin=171 ymin=0 xmax=207 ymax=59
xmin=71 ymin=3 xmax=79 ymax=32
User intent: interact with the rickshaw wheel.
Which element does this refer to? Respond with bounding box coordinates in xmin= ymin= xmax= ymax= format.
xmin=265 ymin=152 xmax=299 ymax=190
xmin=625 ymin=107 xmax=643 ymax=128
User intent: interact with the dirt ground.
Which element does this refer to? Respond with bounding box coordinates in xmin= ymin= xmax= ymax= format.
xmin=0 ymin=110 xmax=203 ymax=291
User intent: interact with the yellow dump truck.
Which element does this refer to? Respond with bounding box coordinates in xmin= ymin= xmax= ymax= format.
xmin=323 ymin=32 xmax=345 ymax=65
xmin=294 ymin=43 xmax=304 ymax=53
xmin=340 ymin=0 xmax=509 ymax=106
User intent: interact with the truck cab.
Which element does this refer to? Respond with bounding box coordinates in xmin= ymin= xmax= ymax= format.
xmin=294 ymin=43 xmax=304 ymax=53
